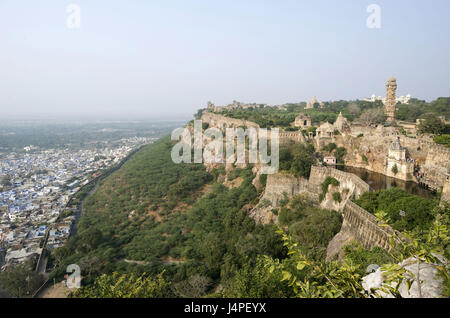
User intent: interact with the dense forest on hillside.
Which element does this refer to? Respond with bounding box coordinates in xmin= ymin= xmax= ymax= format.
xmin=45 ymin=136 xmax=356 ymax=297
xmin=47 ymin=137 xmax=285 ymax=292
xmin=1 ymin=116 xmax=449 ymax=297
xmin=8 ymin=128 xmax=441 ymax=298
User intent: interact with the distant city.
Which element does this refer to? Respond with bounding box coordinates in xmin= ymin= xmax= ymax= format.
xmin=0 ymin=121 xmax=182 ymax=270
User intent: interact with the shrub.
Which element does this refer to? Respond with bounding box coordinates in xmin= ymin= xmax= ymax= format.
xmin=332 ymin=192 xmax=342 ymax=203
xmin=258 ymin=199 xmax=271 ymax=208
xmin=334 ymin=147 xmax=347 ymax=163
xmin=354 ymin=188 xmax=438 ymax=231
xmin=391 ymin=164 xmax=398 ymax=175
xmin=259 ymin=174 xmax=268 ymax=187
xmin=434 ymin=134 xmax=450 ymax=148
xmin=319 ymin=177 xmax=340 ymax=202
xmin=322 ymin=143 xmax=337 ymax=153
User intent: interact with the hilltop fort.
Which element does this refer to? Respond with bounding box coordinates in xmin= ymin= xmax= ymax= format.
xmin=197 ymin=77 xmax=450 ymax=257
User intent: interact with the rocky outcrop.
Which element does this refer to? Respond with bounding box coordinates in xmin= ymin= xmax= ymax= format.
xmin=362 ymin=256 xmax=446 ymax=298
xmin=325 ymin=229 xmax=355 ymax=261
xmin=341 ymin=127 xmax=450 ymax=188
xmin=249 ymin=205 xmax=278 ymax=225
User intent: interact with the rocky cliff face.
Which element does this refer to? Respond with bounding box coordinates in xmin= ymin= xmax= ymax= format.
xmin=339 ymin=126 xmax=450 ymax=187
xmin=249 ymin=172 xmax=312 ymax=225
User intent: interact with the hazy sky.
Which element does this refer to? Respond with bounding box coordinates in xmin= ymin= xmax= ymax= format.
xmin=1 ymin=0 xmax=449 ymax=120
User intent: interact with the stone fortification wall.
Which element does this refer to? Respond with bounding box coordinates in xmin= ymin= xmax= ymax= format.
xmin=201 ymin=111 xmax=260 ymax=130
xmin=201 ymin=111 xmax=306 ymax=144
xmin=341 ymin=126 xmax=449 ymax=188
xmin=341 ymin=201 xmax=398 ymax=251
xmin=308 ymin=166 xmax=370 ymax=198
xmin=260 ymin=166 xmax=370 ymax=210
xmin=254 ymin=166 xmax=397 ymax=257
xmin=261 ymin=172 xmax=312 ymax=206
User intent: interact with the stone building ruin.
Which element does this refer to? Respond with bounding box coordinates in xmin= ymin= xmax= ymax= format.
xmin=293 ymin=114 xmax=312 ymax=128
xmin=385 ymin=137 xmax=414 ymax=180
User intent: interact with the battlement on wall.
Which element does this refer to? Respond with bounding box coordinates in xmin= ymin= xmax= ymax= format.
xmin=309 ymin=166 xmax=370 ymax=196
xmin=417 ymin=139 xmax=450 ymax=155
xmin=398 ymin=135 xmax=450 ymax=159
xmin=262 ymin=166 xmax=371 ymax=208
xmin=258 ymin=166 xmax=399 ymax=254
xmin=202 ymin=111 xmax=260 ymax=130
xmin=342 ymin=201 xmax=399 ymax=250
xmin=202 ymin=112 xmax=306 ymax=144
xmin=278 ymin=131 xmax=306 ymax=143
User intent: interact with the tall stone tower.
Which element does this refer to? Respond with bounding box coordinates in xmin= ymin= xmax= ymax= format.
xmin=385 ymin=77 xmax=397 ymax=123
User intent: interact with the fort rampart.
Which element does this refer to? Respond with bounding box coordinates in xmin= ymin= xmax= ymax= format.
xmin=260 ymin=166 xmax=397 ymax=253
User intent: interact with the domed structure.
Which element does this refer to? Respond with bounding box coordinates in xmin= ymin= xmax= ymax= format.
xmin=388 ymin=77 xmax=396 ymax=82
xmin=334 ymin=112 xmax=350 ymax=134
xmin=389 ymin=137 xmax=403 ymax=151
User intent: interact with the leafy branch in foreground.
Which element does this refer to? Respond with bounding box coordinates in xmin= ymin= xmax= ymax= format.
xmin=70 ymin=271 xmax=172 ymax=298
xmin=372 ymin=208 xmax=449 ymax=298
xmin=265 ymin=205 xmax=449 ymax=298
xmin=264 ymin=229 xmax=366 ymax=298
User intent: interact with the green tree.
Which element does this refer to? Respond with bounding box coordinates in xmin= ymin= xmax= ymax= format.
xmin=265 ymin=211 xmax=450 ymax=298
xmin=322 ymin=143 xmax=337 ymax=153
xmin=222 ymin=257 xmax=292 ymax=298
xmin=71 ymin=272 xmax=172 ymax=298
xmin=279 ymin=143 xmax=316 ymax=178
xmin=354 ymin=188 xmax=438 ymax=232
xmin=418 ymin=114 xmax=446 ymax=135
xmin=0 ymin=262 xmax=44 ymax=297
xmin=334 ymin=147 xmax=347 ymax=164
xmin=434 ymin=135 xmax=450 ymax=148
xmin=359 ymin=108 xmax=385 ymax=126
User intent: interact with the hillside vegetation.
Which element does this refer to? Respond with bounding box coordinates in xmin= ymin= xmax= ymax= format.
xmin=49 ymin=137 xmax=285 ymax=293
xmin=48 ymin=136 xmax=351 ymax=297
xmin=47 ymin=135 xmax=449 ymax=298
